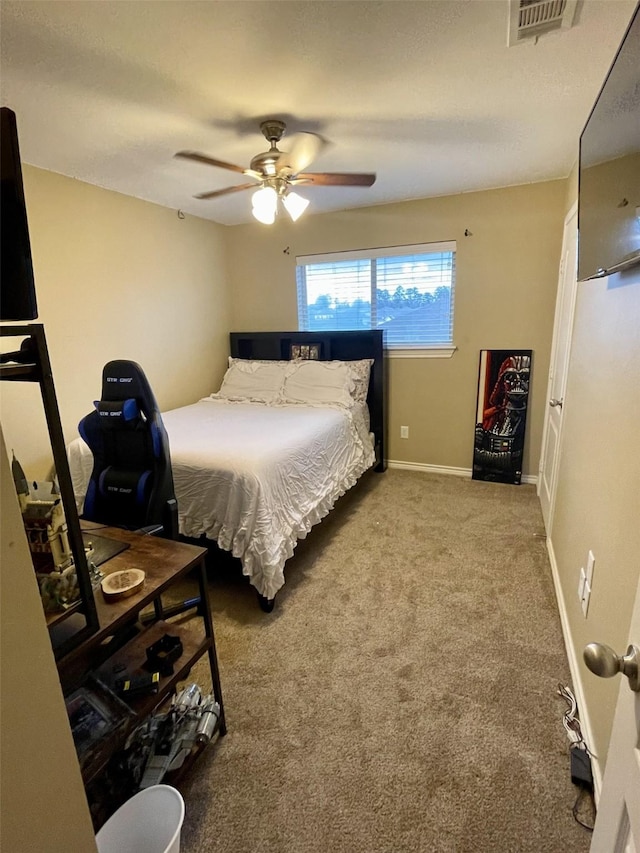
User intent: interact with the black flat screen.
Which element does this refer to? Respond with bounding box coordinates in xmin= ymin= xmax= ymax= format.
xmin=1 ymin=107 xmax=38 ymax=320
xmin=578 ymin=6 xmax=640 ymax=281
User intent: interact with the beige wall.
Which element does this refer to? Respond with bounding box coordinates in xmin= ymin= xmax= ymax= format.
xmin=549 ymin=172 xmax=640 ymax=771
xmin=225 ymin=181 xmax=566 ymax=477
xmin=564 ymin=160 xmax=579 ymax=212
xmin=0 ymin=427 xmax=97 ymax=852
xmin=0 ymin=166 xmax=231 ymax=479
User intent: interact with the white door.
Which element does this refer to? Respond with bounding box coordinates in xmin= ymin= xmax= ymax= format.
xmin=538 ymin=203 xmax=578 ymax=531
xmin=589 ymin=574 xmax=640 ymax=852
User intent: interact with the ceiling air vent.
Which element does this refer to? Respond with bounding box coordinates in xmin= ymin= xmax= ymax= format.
xmin=508 ymin=0 xmax=578 ymax=46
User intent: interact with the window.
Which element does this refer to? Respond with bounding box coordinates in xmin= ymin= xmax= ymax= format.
xmin=296 ymin=242 xmax=456 ymax=355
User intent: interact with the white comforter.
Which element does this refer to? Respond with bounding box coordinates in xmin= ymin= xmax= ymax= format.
xmin=68 ymin=398 xmax=374 ymax=599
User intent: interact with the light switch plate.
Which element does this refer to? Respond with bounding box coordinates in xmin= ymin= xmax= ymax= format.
xmin=581 ymin=580 xmax=591 ymax=617
xmin=586 ymin=550 xmax=595 ymax=586
xmin=578 ymin=567 xmax=586 ymax=601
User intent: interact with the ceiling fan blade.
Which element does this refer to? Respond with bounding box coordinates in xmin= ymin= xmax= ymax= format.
xmin=295 ymin=172 xmax=376 ymax=187
xmin=176 ymin=150 xmax=251 ymax=176
xmin=277 ymin=132 xmax=326 ymax=176
xmin=194 ymin=183 xmax=257 ymax=200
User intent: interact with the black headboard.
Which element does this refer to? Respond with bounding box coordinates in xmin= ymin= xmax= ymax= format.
xmin=230 ymin=330 xmax=386 ymax=472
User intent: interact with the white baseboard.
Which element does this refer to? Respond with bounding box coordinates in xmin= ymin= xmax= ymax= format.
xmin=546 ymin=536 xmax=603 ymax=801
xmin=387 ymin=460 xmax=471 ymax=477
xmin=386 ymin=459 xmax=537 ymax=485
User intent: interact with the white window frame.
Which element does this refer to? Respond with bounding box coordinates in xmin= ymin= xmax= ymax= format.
xmin=296 ymin=242 xmax=457 ymax=358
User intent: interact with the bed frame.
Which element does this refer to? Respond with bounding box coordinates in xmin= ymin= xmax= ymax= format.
xmin=229 ymin=329 xmax=386 ymax=472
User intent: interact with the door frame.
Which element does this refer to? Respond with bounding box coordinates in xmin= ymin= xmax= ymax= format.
xmin=537 ymin=201 xmax=578 ymax=532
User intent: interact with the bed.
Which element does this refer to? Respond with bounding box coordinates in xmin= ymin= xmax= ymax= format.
xmin=68 ymin=331 xmax=385 ymax=609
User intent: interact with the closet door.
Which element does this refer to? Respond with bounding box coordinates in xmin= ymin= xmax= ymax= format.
xmin=538 ymin=203 xmax=577 ymax=532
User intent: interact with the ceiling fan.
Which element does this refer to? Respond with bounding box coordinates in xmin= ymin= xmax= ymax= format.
xmin=175 ymin=119 xmax=376 ymax=224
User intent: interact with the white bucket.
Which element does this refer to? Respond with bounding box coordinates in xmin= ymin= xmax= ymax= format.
xmin=95 ymin=785 xmax=185 ymax=853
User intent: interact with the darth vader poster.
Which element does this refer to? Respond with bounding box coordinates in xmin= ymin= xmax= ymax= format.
xmin=473 ymin=349 xmax=532 ymax=485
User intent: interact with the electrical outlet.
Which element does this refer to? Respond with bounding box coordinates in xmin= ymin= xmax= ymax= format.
xmin=400 ymin=426 xmax=409 ymax=439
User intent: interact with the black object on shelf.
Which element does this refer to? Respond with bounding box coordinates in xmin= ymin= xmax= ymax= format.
xmin=114 ymin=671 xmax=161 ymax=700
xmin=145 ymin=633 xmax=183 ymax=676
xmin=82 ymin=532 xmax=130 ymax=568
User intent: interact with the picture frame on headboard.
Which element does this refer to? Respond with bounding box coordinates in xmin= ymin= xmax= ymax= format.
xmin=291 ymin=342 xmax=321 ymax=360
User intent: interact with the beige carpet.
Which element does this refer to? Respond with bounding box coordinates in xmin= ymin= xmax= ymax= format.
xmin=176 ymin=470 xmax=592 ymax=853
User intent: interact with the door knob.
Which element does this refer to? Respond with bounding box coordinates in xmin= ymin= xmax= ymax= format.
xmin=549 ymin=398 xmax=563 ymax=408
xmin=583 ymin=642 xmax=640 ymax=691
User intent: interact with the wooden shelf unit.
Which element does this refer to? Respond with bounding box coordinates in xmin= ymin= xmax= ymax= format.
xmin=58 ymin=525 xmax=226 ymax=795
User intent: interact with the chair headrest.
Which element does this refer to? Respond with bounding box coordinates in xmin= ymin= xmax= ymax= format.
xmin=94 ymin=398 xmax=140 ymax=428
xmin=100 ymin=360 xmax=161 ymax=415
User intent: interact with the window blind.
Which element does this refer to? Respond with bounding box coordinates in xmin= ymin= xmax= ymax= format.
xmin=296 ymin=242 xmax=456 ymax=348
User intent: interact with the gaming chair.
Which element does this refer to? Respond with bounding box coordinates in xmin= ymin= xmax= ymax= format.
xmin=78 ymin=360 xmax=178 ymax=539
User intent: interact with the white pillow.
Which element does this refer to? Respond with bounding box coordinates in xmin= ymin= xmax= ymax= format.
xmin=344 ymin=359 xmax=374 ymax=403
xmin=282 ymin=360 xmax=355 ymax=407
xmin=216 ymin=359 xmax=288 ymax=402
xmin=291 ymin=359 xmax=373 ymax=403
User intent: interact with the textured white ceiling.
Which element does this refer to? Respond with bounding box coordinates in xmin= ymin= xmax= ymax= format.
xmin=0 ymin=0 xmax=636 ymax=225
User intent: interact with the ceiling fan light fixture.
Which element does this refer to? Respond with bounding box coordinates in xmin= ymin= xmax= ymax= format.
xmin=252 ymin=185 xmax=278 ymax=224
xmin=177 ymin=120 xmax=376 ymax=223
xmin=252 ymin=206 xmax=276 ymax=225
xmin=282 ymin=191 xmax=310 ymax=222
